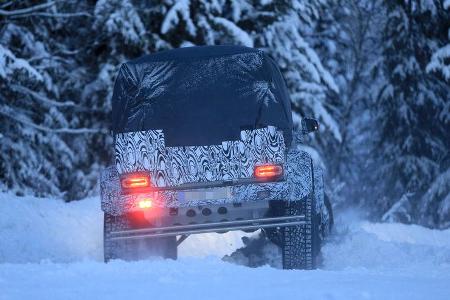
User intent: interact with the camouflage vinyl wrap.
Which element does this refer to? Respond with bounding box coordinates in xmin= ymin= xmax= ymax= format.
xmin=114 ymin=126 xmax=285 ymax=186
xmin=313 ymin=163 xmax=331 ymax=235
xmin=100 ymin=149 xmax=315 ymax=216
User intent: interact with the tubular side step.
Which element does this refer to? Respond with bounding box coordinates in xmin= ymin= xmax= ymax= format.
xmin=109 ymin=215 xmax=305 ymax=240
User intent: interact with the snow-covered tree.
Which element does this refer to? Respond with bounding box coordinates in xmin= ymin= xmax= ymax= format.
xmin=372 ymin=0 xmax=450 ymax=225
xmin=419 ymin=1 xmax=450 ymax=229
xmin=311 ymin=0 xmax=386 ymax=208
xmin=0 ymin=1 xmax=107 ymax=199
xmin=426 ymin=0 xmax=450 ymax=81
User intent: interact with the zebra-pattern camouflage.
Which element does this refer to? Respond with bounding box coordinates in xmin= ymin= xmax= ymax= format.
xmin=114 ymin=126 xmax=286 ymax=187
xmin=100 ymin=149 xmax=315 ymax=216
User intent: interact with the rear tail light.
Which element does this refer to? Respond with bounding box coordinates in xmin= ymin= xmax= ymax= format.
xmin=120 ymin=172 xmax=151 ymax=190
xmin=254 ymin=164 xmax=283 ymax=180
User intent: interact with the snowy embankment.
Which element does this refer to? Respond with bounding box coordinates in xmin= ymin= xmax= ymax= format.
xmin=1 ymin=193 xmax=450 ymax=300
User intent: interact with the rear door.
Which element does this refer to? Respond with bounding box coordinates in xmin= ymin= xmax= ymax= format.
xmin=114 ymin=126 xmax=286 ymax=188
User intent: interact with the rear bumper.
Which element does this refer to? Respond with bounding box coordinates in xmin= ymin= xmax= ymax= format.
xmin=106 ymin=200 xmax=305 ymax=241
xmin=109 ymin=215 xmax=305 ymax=240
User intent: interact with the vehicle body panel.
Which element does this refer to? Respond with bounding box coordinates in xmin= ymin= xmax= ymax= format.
xmin=101 ymin=149 xmax=313 ymax=216
xmin=115 ymin=126 xmax=285 ymax=186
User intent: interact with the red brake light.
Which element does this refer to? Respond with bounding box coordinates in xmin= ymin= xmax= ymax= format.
xmin=121 ymin=173 xmax=151 ymax=189
xmin=138 ymin=198 xmax=153 ymax=209
xmin=254 ymin=164 xmax=283 ymax=179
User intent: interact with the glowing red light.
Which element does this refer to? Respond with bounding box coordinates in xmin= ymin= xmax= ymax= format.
xmin=254 ymin=165 xmax=283 ymax=179
xmin=138 ymin=198 xmax=153 ymax=209
xmin=121 ymin=173 xmax=151 ymax=189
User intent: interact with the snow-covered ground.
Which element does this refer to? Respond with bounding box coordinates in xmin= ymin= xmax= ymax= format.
xmin=1 ymin=193 xmax=450 ymax=300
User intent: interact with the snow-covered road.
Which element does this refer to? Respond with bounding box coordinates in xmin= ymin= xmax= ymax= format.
xmin=1 ymin=193 xmax=450 ymax=300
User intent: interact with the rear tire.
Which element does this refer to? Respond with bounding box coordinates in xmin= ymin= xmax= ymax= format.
xmin=103 ymin=213 xmax=177 ymax=262
xmin=324 ymin=194 xmax=334 ymax=234
xmin=266 ymin=195 xmax=320 ymax=270
xmin=281 ymin=196 xmax=321 ymax=270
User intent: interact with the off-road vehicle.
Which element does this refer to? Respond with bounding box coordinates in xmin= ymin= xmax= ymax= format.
xmin=100 ymin=45 xmax=333 ymax=269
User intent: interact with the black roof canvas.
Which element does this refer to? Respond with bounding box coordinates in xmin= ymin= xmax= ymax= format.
xmin=112 ymin=45 xmax=293 ymax=146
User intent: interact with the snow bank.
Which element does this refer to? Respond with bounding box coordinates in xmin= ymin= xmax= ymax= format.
xmin=0 ymin=193 xmax=250 ymax=263
xmin=0 ymin=193 xmax=103 ymax=263
xmin=2 ymin=193 xmax=450 ymax=269
xmin=323 ymin=221 xmax=450 ymax=271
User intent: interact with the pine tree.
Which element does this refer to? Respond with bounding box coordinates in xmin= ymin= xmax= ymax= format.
xmin=311 ymin=0 xmax=385 ymax=207
xmin=373 ymin=0 xmax=450 ymax=225
xmin=0 ymin=1 xmax=107 ymax=199
xmin=419 ymin=1 xmax=450 ymax=229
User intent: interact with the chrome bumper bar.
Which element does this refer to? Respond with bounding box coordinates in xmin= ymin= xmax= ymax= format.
xmin=109 ymin=215 xmax=305 ymax=240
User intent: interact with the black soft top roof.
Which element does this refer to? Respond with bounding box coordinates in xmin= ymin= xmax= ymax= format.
xmin=112 ymin=45 xmax=293 ymax=146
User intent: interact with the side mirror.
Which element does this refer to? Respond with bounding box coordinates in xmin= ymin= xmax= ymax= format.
xmin=302 ymin=118 xmax=319 ymax=134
